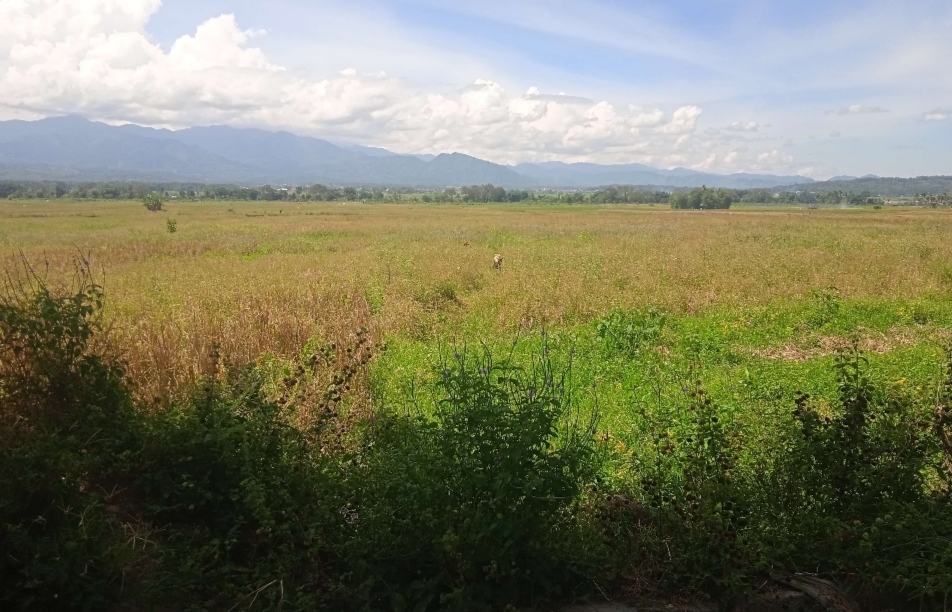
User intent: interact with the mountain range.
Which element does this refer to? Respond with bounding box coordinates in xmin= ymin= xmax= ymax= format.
xmin=782 ymin=175 xmax=952 ymax=196
xmin=0 ymin=116 xmax=814 ymax=189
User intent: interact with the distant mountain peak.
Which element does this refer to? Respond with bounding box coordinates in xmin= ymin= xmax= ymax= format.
xmin=0 ymin=116 xmax=827 ymax=189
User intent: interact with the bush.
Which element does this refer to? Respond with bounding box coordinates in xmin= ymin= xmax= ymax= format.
xmin=631 ymin=374 xmax=754 ymax=596
xmin=143 ymin=192 xmax=164 ymax=212
xmin=345 ymin=341 xmax=603 ymax=609
xmin=790 ymin=347 xmax=932 ymax=514
xmin=130 ymin=363 xmax=345 ymax=608
xmin=612 ymin=344 xmax=952 ymax=604
xmin=807 ymin=286 xmax=841 ymax=328
xmin=0 ymin=268 xmax=608 ymax=609
xmin=0 ymin=262 xmax=136 ymax=610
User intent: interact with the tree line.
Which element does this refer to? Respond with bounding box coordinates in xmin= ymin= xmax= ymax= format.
xmin=422 ymin=184 xmax=532 ymax=203
xmin=3 ymin=179 xmax=950 ymax=207
xmin=0 ymin=181 xmax=405 ymax=202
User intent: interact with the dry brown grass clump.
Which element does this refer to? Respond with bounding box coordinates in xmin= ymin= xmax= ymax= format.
xmin=750 ymin=326 xmax=940 ymax=361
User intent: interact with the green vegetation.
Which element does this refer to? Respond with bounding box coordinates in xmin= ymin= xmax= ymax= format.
xmin=2 ymin=200 xmax=952 ymax=609
xmin=435 ymin=183 xmax=532 ymax=202
xmin=5 ymin=177 xmax=951 ymax=206
xmin=786 ymin=175 xmax=952 ymax=198
xmin=142 ymin=192 xmax=164 ymax=212
xmin=670 ymin=186 xmax=735 ymax=209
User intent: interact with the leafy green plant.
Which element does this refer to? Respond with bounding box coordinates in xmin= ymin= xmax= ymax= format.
xmin=595 ymin=308 xmax=666 ymax=358
xmin=131 ymin=362 xmax=343 ymax=609
xmin=0 ymin=260 xmax=136 ymax=610
xmin=633 ymin=373 xmax=753 ymax=597
xmin=166 ymin=218 xmax=177 ymax=233
xmin=347 ymin=339 xmax=602 ymax=610
xmin=143 ymin=192 xmax=164 ymax=212
xmin=807 ymin=286 xmax=841 ymax=329
xmin=791 ymin=346 xmax=931 ymax=514
xmin=936 ymin=346 xmax=952 ymax=491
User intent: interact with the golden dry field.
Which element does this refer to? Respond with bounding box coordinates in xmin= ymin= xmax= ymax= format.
xmin=3 ymin=199 xmax=951 ymax=397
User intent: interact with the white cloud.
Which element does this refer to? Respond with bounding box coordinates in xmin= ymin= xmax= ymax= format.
xmin=922 ymin=107 xmax=950 ymax=122
xmin=830 ymin=130 xmax=842 ymax=137
xmin=661 ymin=105 xmax=703 ymax=134
xmin=837 ymin=104 xmax=889 ymax=115
xmin=726 ymin=120 xmax=758 ymax=132
xmin=692 ymin=153 xmax=718 ymax=170
xmin=0 ymin=0 xmax=796 ymax=170
xmin=752 ymin=150 xmax=794 ymax=172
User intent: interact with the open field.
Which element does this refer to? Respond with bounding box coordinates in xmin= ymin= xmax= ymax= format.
xmin=4 ymin=199 xmax=952 ymax=398
xmin=3 ymin=199 xmax=952 ymax=609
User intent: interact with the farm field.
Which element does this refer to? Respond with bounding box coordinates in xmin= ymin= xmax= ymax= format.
xmin=4 ymin=199 xmax=952 ymax=401
xmin=3 ymin=199 xmax=952 ymax=609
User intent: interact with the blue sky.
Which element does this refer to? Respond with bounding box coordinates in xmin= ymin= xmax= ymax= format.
xmin=1 ymin=0 xmax=950 ymax=178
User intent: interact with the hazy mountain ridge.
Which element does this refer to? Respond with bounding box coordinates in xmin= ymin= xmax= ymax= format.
xmin=783 ymin=175 xmax=952 ymax=196
xmin=513 ymin=161 xmax=812 ymax=189
xmin=0 ymin=116 xmax=816 ymax=189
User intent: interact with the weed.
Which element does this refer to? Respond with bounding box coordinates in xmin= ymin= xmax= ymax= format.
xmin=808 ymin=286 xmax=842 ymax=329
xmin=595 ymin=308 xmax=666 ymax=358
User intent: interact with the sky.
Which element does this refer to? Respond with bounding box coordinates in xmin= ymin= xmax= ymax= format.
xmin=0 ymin=0 xmax=950 ymax=179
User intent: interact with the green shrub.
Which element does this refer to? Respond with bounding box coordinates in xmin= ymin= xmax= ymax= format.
xmin=0 ymin=262 xmax=136 ymax=610
xmin=613 ymin=344 xmax=952 ymax=604
xmin=848 ymin=346 xmax=952 ymax=601
xmin=595 ymin=308 xmax=666 ymax=359
xmin=790 ymin=347 xmax=932 ymax=514
xmin=143 ymin=192 xmax=164 ymax=212
xmin=632 ymin=374 xmax=754 ymax=596
xmin=806 ymin=286 xmax=841 ymax=329
xmin=346 ymin=340 xmax=603 ymax=609
xmin=131 ymin=363 xmax=344 ymax=608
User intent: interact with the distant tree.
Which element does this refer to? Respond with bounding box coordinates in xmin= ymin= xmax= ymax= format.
xmin=258 ymin=185 xmax=277 ymax=201
xmin=739 ymin=188 xmax=774 ymax=204
xmin=143 ymin=192 xmax=164 ymax=212
xmin=916 ymin=192 xmax=952 ymax=208
xmin=460 ymin=184 xmax=509 ymax=203
xmin=506 ymin=189 xmax=530 ymax=202
xmin=670 ymin=186 xmax=734 ymax=210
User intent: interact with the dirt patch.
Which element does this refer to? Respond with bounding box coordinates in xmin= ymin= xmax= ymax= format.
xmin=750 ymin=326 xmax=947 ymax=362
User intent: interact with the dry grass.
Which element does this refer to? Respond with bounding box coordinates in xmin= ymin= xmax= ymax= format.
xmin=3 ymin=199 xmax=950 ymax=395
xmin=749 ymin=325 xmax=941 ymax=362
